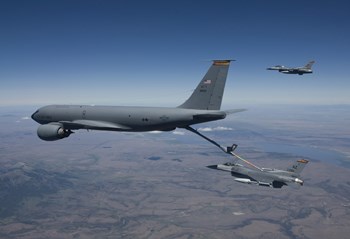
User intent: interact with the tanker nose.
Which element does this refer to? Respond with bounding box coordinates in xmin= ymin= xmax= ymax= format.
xmin=31 ymin=110 xmax=39 ymax=122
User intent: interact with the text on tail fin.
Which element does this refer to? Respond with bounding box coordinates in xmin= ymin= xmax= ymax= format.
xmin=178 ymin=60 xmax=233 ymax=110
xmin=287 ymin=159 xmax=309 ymax=175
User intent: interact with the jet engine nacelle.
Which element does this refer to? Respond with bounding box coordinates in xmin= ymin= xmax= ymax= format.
xmin=37 ymin=124 xmax=71 ymax=141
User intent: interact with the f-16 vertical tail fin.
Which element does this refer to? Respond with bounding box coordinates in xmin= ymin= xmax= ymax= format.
xmin=304 ymin=60 xmax=315 ymax=69
xmin=286 ymin=159 xmax=309 ymax=175
xmin=178 ymin=60 xmax=232 ymax=110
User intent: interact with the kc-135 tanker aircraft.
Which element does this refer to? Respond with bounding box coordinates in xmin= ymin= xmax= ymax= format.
xmin=32 ymin=60 xmax=243 ymax=141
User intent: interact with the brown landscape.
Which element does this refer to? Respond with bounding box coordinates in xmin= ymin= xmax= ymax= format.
xmin=1 ymin=105 xmax=350 ymax=238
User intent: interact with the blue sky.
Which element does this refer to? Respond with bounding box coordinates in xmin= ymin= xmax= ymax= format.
xmin=1 ymin=0 xmax=349 ymax=107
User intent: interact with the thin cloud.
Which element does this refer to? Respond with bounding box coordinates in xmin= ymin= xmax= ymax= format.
xmin=148 ymin=130 xmax=186 ymax=135
xmin=15 ymin=116 xmax=31 ymax=123
xmin=173 ymin=131 xmax=185 ymax=135
xmin=198 ymin=126 xmax=233 ymax=132
xmin=148 ymin=131 xmax=163 ymax=134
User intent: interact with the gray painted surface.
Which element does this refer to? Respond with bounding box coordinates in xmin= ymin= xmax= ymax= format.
xmin=267 ymin=60 xmax=315 ymax=75
xmin=208 ymin=159 xmax=308 ymax=188
xmin=32 ymin=60 xmax=235 ymax=141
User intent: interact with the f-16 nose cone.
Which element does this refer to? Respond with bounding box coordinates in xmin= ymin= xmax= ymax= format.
xmin=206 ymin=165 xmax=218 ymax=170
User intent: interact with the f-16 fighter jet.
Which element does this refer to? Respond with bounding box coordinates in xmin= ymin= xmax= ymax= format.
xmin=207 ymin=159 xmax=309 ymax=188
xmin=267 ymin=61 xmax=315 ymax=75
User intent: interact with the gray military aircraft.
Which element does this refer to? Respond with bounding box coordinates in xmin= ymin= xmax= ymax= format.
xmin=267 ymin=60 xmax=315 ymax=75
xmin=207 ymin=159 xmax=309 ymax=188
xmin=32 ymin=60 xmax=244 ymax=141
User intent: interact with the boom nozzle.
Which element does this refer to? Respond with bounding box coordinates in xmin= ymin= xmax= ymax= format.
xmin=226 ymin=144 xmax=238 ymax=153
